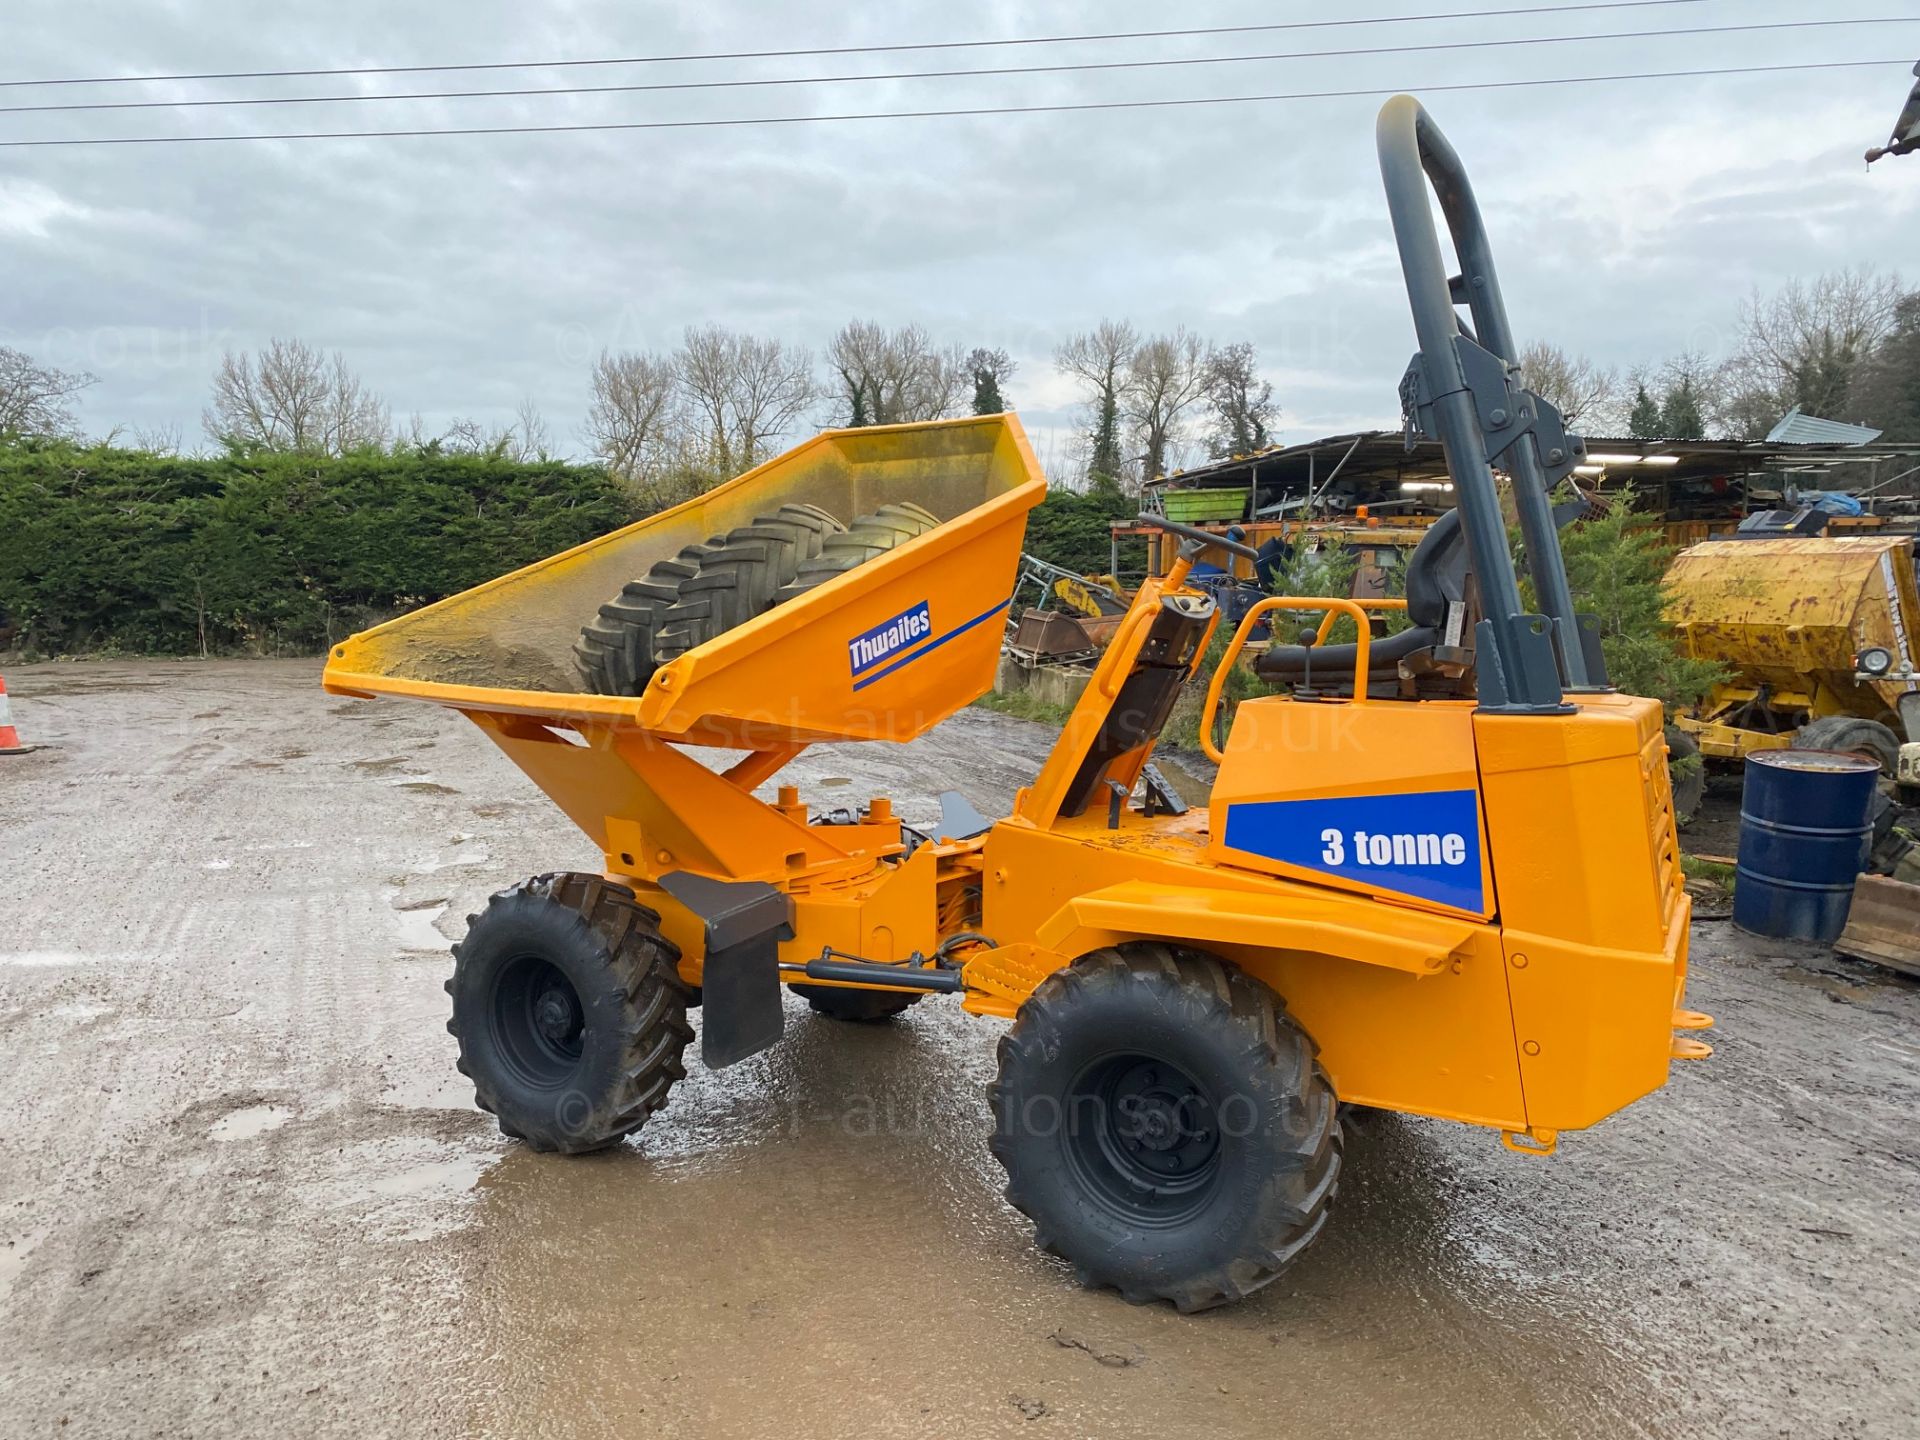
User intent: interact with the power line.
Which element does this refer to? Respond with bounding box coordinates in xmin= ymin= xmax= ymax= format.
xmin=0 ymin=59 xmax=1898 ymax=149
xmin=0 ymin=0 xmax=1716 ymax=89
xmin=4 ymin=17 xmax=1905 ymax=116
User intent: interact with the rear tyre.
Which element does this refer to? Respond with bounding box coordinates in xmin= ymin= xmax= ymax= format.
xmin=772 ymin=503 xmax=941 ymax=604
xmin=793 ymin=984 xmax=921 ymax=1022
xmin=1664 ymin=724 xmax=1705 ymax=826
xmin=447 ymin=872 xmax=694 ymax=1153
xmin=1792 ymin=716 xmax=1901 ymax=776
xmin=572 ymin=542 xmax=716 ymax=697
xmin=652 ymin=504 xmax=844 ymax=662
xmin=989 ymin=943 xmax=1341 ymax=1312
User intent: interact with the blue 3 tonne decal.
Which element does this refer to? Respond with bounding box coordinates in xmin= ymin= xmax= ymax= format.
xmin=1221 ymin=788 xmax=1485 ymax=912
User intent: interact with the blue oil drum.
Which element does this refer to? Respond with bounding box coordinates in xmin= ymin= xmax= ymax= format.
xmin=1733 ymin=750 xmax=1879 ymax=942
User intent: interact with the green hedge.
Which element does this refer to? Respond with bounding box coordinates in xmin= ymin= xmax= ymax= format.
xmin=0 ymin=441 xmax=637 ymax=656
xmin=1022 ymin=483 xmax=1142 ymax=576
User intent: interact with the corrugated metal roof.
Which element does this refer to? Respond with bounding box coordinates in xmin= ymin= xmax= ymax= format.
xmin=1764 ymin=407 xmax=1884 ymax=446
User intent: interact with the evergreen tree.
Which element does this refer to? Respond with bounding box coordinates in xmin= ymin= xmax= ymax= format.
xmin=1627 ymin=383 xmax=1662 ymax=438
xmin=1088 ymin=390 xmax=1124 ymax=490
xmin=1658 ymin=380 xmax=1706 ymax=440
xmin=965 ymin=347 xmax=1014 ymax=415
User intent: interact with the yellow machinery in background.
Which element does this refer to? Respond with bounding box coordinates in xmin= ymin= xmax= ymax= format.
xmin=323 ymin=97 xmax=1703 ymax=1312
xmin=1666 ymin=534 xmax=1920 ymax=792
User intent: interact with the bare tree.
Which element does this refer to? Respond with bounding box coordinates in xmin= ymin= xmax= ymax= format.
xmin=0 ymin=346 xmax=97 ymax=439
xmin=1724 ymin=268 xmax=1909 ymax=434
xmin=204 ymin=338 xmax=389 ymax=454
xmin=585 ymin=349 xmax=681 ymax=487
xmin=1055 ymin=320 xmax=1138 ymax=487
xmin=1126 ymin=328 xmax=1211 ymax=486
xmin=1517 ymin=341 xmax=1620 ymax=431
xmin=679 ymin=325 xmax=816 ymax=472
xmin=130 ymin=421 xmax=183 ymax=454
xmin=1203 ymin=341 xmax=1276 ymax=457
xmin=826 ymin=321 xmax=965 ymax=428
xmin=509 ymin=397 xmax=552 ymax=462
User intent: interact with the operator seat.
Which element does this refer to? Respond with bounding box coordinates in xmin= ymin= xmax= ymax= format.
xmin=1253 ymin=508 xmax=1467 ymax=693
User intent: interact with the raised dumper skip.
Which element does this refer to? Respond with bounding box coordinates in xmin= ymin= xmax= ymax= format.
xmin=322 ymin=95 xmax=1707 ymax=1312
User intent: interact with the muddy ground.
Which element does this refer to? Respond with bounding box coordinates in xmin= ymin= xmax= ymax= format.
xmin=2 ymin=658 xmax=1917 ymax=1439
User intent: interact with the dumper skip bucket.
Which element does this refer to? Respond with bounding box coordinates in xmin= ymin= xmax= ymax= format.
xmin=323 ymin=414 xmax=1046 ymax=747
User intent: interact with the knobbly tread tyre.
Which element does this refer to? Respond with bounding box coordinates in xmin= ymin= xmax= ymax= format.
xmin=772 ymin=503 xmax=941 ymax=604
xmin=988 ymin=942 xmax=1342 ymax=1312
xmin=1791 ymin=715 xmax=1901 ymax=775
xmin=651 ymin=503 xmax=844 ymax=662
xmin=1664 ymin=724 xmax=1705 ymax=826
xmin=446 ymin=871 xmax=694 ymax=1154
xmin=572 ymin=541 xmax=716 ymax=696
xmin=792 ymin=984 xmax=922 ymax=1022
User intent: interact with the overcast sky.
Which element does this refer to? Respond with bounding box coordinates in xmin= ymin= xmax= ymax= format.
xmin=3 ymin=0 xmax=1916 ymax=476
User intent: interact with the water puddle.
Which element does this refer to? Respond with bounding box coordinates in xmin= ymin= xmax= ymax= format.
xmin=412 ymin=837 xmax=490 ymax=873
xmin=299 ymin=1137 xmax=492 ymax=1242
xmin=393 ymin=902 xmax=450 ymax=953
xmin=209 ymin=1103 xmax=293 ymax=1142
xmin=0 ymin=951 xmax=104 ymax=968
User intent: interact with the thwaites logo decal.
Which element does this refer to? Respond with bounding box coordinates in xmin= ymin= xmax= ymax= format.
xmin=848 ymin=601 xmax=932 ymax=678
xmin=1221 ymin=788 xmax=1485 ymax=912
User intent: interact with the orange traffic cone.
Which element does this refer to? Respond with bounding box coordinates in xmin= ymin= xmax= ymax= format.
xmin=0 ymin=674 xmax=37 ymax=754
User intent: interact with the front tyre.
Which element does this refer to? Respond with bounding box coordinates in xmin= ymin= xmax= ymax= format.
xmin=447 ymin=873 xmax=694 ymax=1153
xmin=989 ymin=943 xmax=1341 ymax=1312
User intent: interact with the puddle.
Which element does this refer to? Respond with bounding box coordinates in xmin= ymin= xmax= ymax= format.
xmin=209 ymin=1104 xmax=293 ymax=1142
xmin=0 ymin=952 xmax=104 ymax=968
xmin=412 ymin=838 xmax=490 ymax=873
xmin=818 ymin=776 xmax=853 ymax=789
xmin=203 ymin=858 xmax=232 ymax=871
xmin=394 ymin=903 xmax=450 ymax=953
xmin=350 ymin=756 xmax=409 ymax=772
xmin=367 ymin=1155 xmax=489 ymax=1201
xmin=299 ymin=1137 xmax=492 ymax=1242
xmin=0 ymin=1226 xmax=50 ymax=1301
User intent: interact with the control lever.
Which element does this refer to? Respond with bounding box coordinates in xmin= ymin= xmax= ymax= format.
xmin=1295 ymin=626 xmax=1320 ymax=698
xmin=1135 ymin=514 xmax=1262 ymax=564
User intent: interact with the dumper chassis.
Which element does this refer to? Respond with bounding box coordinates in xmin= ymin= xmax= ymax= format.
xmin=325 ymin=97 xmax=1707 ymax=1311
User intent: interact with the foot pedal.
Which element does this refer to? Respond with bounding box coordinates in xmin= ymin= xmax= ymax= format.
xmin=1670 ymin=1036 xmax=1713 ymax=1060
xmin=1672 ymin=1009 xmax=1714 ymax=1031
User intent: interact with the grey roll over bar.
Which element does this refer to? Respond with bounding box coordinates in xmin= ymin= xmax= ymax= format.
xmin=1376 ymin=94 xmax=1608 ymax=713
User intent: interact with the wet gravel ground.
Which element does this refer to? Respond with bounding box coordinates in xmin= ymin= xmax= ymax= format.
xmin=2 ymin=658 xmax=1917 ymax=1439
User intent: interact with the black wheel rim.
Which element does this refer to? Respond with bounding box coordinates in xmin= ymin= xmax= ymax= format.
xmin=490 ymin=955 xmax=586 ymax=1089
xmin=1064 ymin=1052 xmax=1223 ymax=1226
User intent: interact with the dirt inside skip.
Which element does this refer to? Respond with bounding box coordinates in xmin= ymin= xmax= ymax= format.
xmin=2 ymin=657 xmax=1916 ymax=1439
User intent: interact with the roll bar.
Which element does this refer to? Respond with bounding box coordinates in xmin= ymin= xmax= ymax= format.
xmin=1377 ymin=95 xmax=1606 ymax=712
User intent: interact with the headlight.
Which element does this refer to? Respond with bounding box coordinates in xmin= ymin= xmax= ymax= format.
xmin=1856 ymin=646 xmax=1895 ymax=677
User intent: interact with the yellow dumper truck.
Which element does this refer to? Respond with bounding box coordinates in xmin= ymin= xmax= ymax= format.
xmin=323 ymin=98 xmax=1704 ymax=1310
xmin=1665 ymin=532 xmax=1920 ymax=797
